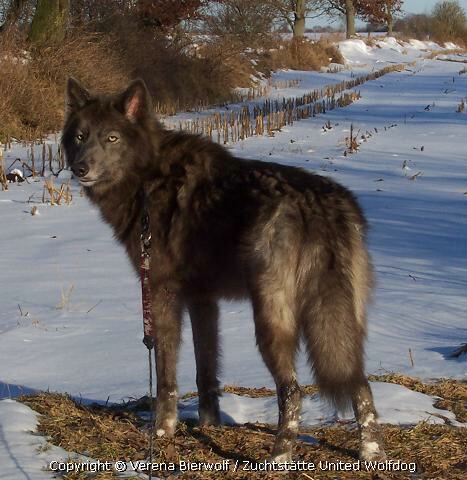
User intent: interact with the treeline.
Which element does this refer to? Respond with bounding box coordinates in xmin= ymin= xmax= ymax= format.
xmin=0 ymin=1 xmax=406 ymax=41
xmin=395 ymin=1 xmax=467 ymax=42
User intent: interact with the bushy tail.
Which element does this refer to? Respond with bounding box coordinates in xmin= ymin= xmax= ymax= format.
xmin=301 ymin=233 xmax=373 ymax=412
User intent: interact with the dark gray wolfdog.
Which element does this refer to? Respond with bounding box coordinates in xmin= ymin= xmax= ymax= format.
xmin=62 ymin=78 xmax=386 ymax=463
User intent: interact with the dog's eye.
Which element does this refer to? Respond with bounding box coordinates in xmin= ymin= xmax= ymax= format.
xmin=108 ymin=135 xmax=119 ymax=143
xmin=76 ymin=133 xmax=84 ymax=142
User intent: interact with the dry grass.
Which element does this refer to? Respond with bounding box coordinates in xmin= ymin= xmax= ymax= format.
xmin=56 ymin=283 xmax=75 ymax=310
xmin=0 ymin=148 xmax=8 ymax=191
xmin=344 ymin=123 xmax=360 ymax=155
xmin=0 ymin=23 xmax=254 ymax=140
xmin=3 ymin=139 xmax=65 ymax=183
xmin=19 ymin=375 xmax=466 ymax=480
xmin=225 ymin=384 xmax=319 ymax=397
xmin=117 ymin=27 xmax=252 ymax=110
xmin=0 ymin=28 xmax=128 ymax=142
xmin=264 ymin=38 xmax=343 ymax=72
xmin=42 ymin=177 xmax=73 ymax=206
xmin=170 ymin=64 xmax=410 ymax=145
xmin=425 ymin=48 xmax=467 ymax=60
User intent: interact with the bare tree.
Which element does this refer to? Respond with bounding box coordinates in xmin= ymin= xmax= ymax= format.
xmin=344 ymin=0 xmax=355 ymax=37
xmin=358 ymin=0 xmax=403 ymax=35
xmin=204 ymin=0 xmax=276 ymax=45
xmin=268 ymin=1 xmax=328 ymax=38
xmin=432 ymin=0 xmax=466 ymax=40
xmin=393 ymin=13 xmax=432 ymax=39
xmin=385 ymin=0 xmax=404 ymax=35
xmin=292 ymin=0 xmax=306 ymax=37
xmin=323 ymin=0 xmax=357 ymax=38
xmin=323 ymin=1 xmax=404 ymax=38
xmin=137 ymin=0 xmax=206 ymax=30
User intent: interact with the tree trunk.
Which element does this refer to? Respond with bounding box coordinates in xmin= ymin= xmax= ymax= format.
xmin=345 ymin=0 xmax=356 ymax=39
xmin=387 ymin=16 xmax=393 ymax=36
xmin=28 ymin=0 xmax=69 ymax=45
xmin=292 ymin=0 xmax=306 ymax=38
xmin=386 ymin=3 xmax=394 ymax=36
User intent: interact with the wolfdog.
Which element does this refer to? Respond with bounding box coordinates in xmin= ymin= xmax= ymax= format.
xmin=62 ymin=78 xmax=386 ymax=463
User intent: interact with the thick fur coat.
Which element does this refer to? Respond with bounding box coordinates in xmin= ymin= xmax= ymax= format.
xmin=62 ymin=78 xmax=386 ymax=463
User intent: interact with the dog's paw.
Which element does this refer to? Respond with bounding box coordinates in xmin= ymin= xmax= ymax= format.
xmin=268 ymin=451 xmax=293 ymax=464
xmin=155 ymin=415 xmax=177 ymax=438
xmin=199 ymin=408 xmax=221 ymax=427
xmin=359 ymin=441 xmax=387 ymax=462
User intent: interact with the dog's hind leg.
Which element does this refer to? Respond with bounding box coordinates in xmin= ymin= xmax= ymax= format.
xmin=152 ymin=286 xmax=183 ymax=437
xmin=252 ymin=288 xmax=301 ymax=463
xmin=188 ymin=298 xmax=221 ymax=426
xmin=352 ymin=380 xmax=386 ymax=461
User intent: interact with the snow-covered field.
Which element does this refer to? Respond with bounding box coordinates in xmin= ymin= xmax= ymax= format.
xmin=0 ymin=38 xmax=466 ymax=478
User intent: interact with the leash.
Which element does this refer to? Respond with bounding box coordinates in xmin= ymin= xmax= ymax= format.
xmin=140 ymin=187 xmax=155 ymax=479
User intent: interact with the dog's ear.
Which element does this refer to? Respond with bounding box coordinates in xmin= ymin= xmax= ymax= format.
xmin=117 ymin=79 xmax=153 ymax=123
xmin=66 ymin=77 xmax=91 ymax=112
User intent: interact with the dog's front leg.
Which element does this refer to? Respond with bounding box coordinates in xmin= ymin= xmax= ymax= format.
xmin=188 ymin=298 xmax=221 ymax=426
xmin=152 ymin=286 xmax=183 ymax=437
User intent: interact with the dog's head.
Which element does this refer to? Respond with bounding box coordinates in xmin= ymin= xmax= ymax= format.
xmin=62 ymin=78 xmax=156 ymax=190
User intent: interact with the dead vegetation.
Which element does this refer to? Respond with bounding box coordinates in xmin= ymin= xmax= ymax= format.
xmin=0 ymin=149 xmax=8 ymax=191
xmin=19 ymin=374 xmax=466 ymax=480
xmin=0 ymin=20 xmax=343 ymax=142
xmin=170 ymin=64 xmax=407 ymax=145
xmin=9 ymin=139 xmax=65 ymax=177
xmin=266 ymin=37 xmax=344 ymax=72
xmin=42 ymin=177 xmax=72 ymax=206
xmin=425 ymin=48 xmax=466 ymax=60
xmin=394 ymin=3 xmax=467 ymax=47
xmin=344 ymin=123 xmax=360 ymax=155
xmin=0 ymin=28 xmax=128 ymax=142
xmin=2 ymin=138 xmax=71 ymax=204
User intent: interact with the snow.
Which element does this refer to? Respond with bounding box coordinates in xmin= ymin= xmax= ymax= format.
xmin=339 ymin=39 xmax=373 ymax=63
xmin=0 ymin=37 xmax=466 ymax=477
xmin=10 ymin=169 xmax=24 ymax=179
xmin=339 ymin=37 xmax=458 ymax=67
xmin=179 ymin=382 xmax=460 ymax=427
xmin=0 ymin=399 xmax=71 ymax=479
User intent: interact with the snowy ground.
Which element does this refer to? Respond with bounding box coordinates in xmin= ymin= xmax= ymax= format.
xmin=0 ymin=38 xmax=466 ymax=478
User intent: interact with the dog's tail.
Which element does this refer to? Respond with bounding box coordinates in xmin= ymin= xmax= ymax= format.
xmin=300 ymin=224 xmax=373 ymax=412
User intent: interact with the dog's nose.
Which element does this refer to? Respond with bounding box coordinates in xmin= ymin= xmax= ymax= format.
xmin=73 ymin=163 xmax=89 ymax=178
